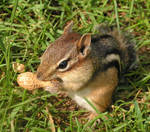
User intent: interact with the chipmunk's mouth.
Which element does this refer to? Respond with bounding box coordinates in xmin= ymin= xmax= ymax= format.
xmin=53 ymin=77 xmax=63 ymax=83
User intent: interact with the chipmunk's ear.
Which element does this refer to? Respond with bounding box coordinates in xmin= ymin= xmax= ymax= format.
xmin=63 ymin=21 xmax=73 ymax=34
xmin=77 ymin=33 xmax=91 ymax=58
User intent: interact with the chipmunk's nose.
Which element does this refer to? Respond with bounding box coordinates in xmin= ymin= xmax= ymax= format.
xmin=37 ymin=71 xmax=52 ymax=81
xmin=36 ymin=72 xmax=44 ymax=81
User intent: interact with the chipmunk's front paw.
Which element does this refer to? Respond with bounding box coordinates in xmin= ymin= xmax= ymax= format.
xmin=88 ymin=112 xmax=109 ymax=128
xmin=43 ymin=79 xmax=62 ymax=94
xmin=88 ymin=113 xmax=101 ymax=126
xmin=44 ymin=86 xmax=59 ymax=93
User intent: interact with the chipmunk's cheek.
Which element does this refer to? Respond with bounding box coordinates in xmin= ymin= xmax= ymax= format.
xmin=56 ymin=61 xmax=94 ymax=92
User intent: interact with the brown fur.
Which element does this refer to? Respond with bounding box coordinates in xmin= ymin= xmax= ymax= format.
xmin=37 ymin=22 xmax=136 ymax=120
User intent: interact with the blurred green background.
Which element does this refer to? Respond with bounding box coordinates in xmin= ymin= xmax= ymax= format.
xmin=0 ymin=0 xmax=150 ymax=131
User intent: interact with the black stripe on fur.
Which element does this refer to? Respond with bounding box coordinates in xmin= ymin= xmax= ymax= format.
xmin=103 ymin=60 xmax=120 ymax=74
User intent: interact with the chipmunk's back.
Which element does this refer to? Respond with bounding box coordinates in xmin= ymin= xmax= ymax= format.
xmin=90 ymin=25 xmax=137 ymax=75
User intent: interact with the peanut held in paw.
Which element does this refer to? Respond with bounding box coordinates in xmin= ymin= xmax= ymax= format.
xmin=17 ymin=72 xmax=53 ymax=90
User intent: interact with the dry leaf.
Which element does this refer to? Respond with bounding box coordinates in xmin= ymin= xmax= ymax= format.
xmin=12 ymin=62 xmax=25 ymax=73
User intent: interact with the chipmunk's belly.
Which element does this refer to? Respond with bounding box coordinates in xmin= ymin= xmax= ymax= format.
xmin=69 ymin=88 xmax=95 ymax=112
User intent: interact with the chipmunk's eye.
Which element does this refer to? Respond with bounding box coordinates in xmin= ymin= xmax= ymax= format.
xmin=58 ymin=60 xmax=68 ymax=69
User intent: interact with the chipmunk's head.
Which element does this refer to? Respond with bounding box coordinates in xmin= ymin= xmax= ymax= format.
xmin=37 ymin=21 xmax=91 ymax=81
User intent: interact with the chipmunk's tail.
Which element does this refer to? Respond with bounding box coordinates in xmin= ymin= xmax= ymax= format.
xmin=95 ymin=24 xmax=138 ymax=73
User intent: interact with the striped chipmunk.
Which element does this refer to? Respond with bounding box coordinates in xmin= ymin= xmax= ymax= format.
xmin=36 ymin=21 xmax=137 ymax=120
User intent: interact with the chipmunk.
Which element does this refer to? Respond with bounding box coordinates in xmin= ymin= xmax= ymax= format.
xmin=36 ymin=21 xmax=137 ymax=119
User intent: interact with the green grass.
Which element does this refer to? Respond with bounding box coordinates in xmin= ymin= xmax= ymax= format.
xmin=0 ymin=0 xmax=150 ymax=131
